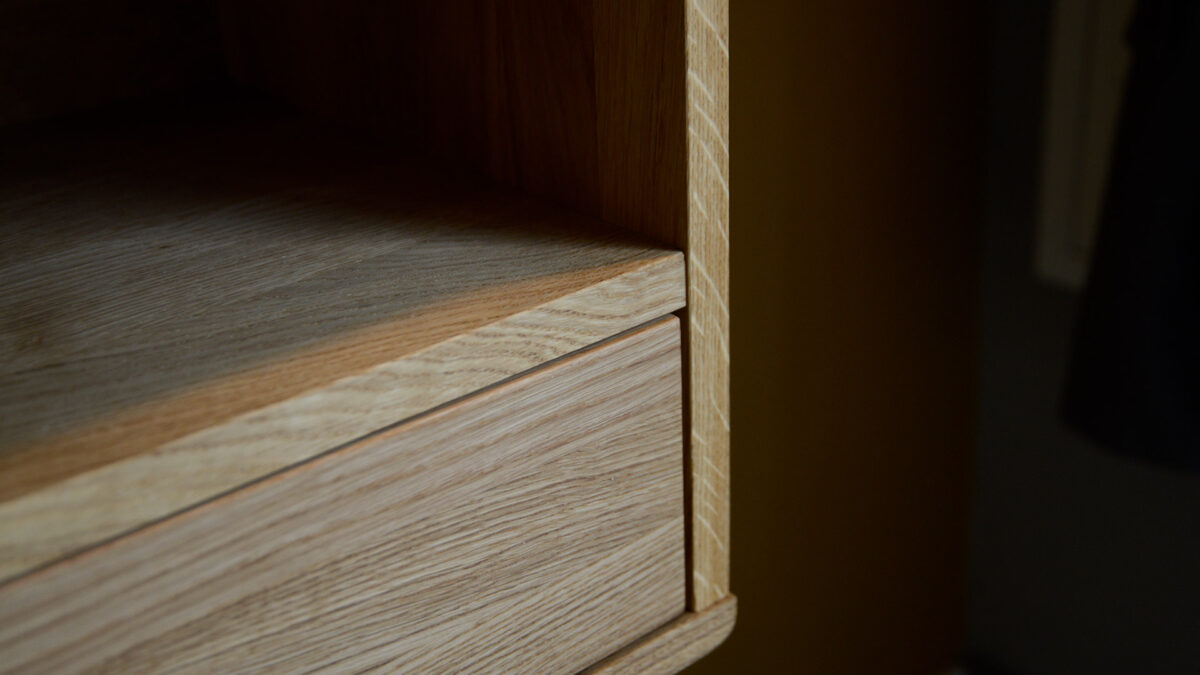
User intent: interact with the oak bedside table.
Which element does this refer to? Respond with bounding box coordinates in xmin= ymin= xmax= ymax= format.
xmin=0 ymin=1 xmax=731 ymax=672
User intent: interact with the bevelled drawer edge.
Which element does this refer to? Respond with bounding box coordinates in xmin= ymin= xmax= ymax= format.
xmin=583 ymin=596 xmax=737 ymax=674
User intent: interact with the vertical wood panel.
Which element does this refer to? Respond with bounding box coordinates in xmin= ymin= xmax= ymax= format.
xmin=684 ymin=0 xmax=731 ymax=611
xmin=593 ymin=0 xmax=688 ymax=246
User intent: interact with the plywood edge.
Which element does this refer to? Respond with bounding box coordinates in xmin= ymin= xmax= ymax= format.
xmin=583 ymin=596 xmax=737 ymax=674
xmin=0 ymin=253 xmax=684 ymax=582
xmin=685 ymin=0 xmax=731 ymax=610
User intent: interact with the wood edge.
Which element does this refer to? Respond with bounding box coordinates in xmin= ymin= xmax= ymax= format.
xmin=582 ymin=596 xmax=736 ymax=674
xmin=0 ymin=315 xmax=688 ymax=673
xmin=0 ymin=316 xmax=685 ymax=589
xmin=684 ymin=0 xmax=731 ymax=611
xmin=0 ymin=251 xmax=684 ymax=582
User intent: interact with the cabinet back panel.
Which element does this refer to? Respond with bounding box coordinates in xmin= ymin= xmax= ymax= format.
xmin=219 ymin=0 xmax=688 ymax=247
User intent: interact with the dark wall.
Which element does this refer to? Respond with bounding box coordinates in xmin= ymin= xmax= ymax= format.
xmin=689 ymin=1 xmax=982 ymax=672
xmin=967 ymin=3 xmax=1200 ymax=674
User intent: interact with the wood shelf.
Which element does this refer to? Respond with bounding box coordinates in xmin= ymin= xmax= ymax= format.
xmin=0 ymin=107 xmax=685 ymax=581
xmin=1 ymin=0 xmax=731 ymax=669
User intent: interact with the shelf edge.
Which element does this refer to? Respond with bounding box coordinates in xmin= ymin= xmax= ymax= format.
xmin=0 ymin=252 xmax=685 ymax=583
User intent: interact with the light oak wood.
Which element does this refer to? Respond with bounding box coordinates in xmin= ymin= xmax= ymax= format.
xmin=0 ymin=317 xmax=685 ymax=674
xmin=585 ymin=597 xmax=737 ymax=675
xmin=219 ymin=0 xmax=732 ymax=614
xmin=684 ymin=0 xmax=731 ymax=611
xmin=0 ymin=113 xmax=685 ymax=581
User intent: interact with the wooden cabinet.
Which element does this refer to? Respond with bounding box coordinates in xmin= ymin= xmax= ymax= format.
xmin=0 ymin=1 xmax=730 ymax=671
xmin=2 ymin=320 xmax=686 ymax=673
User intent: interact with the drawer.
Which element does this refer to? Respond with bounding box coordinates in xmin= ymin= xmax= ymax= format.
xmin=0 ymin=0 xmax=732 ymax=669
xmin=0 ymin=317 xmax=684 ymax=673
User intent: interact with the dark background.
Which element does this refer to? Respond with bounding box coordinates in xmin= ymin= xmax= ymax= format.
xmin=689 ymin=1 xmax=1200 ymax=673
xmin=969 ymin=3 xmax=1200 ymax=673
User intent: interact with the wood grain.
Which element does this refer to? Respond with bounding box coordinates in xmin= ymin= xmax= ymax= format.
xmin=585 ymin=597 xmax=737 ymax=675
xmin=220 ymin=0 xmax=689 ymax=243
xmin=592 ymin=0 xmax=688 ymax=246
xmin=219 ymin=0 xmax=732 ymax=614
xmin=0 ymin=112 xmax=685 ymax=581
xmin=0 ymin=317 xmax=685 ymax=674
xmin=684 ymin=0 xmax=731 ymax=611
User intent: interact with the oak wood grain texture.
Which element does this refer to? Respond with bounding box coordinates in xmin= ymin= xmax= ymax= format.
xmin=584 ymin=597 xmax=737 ymax=675
xmin=0 ymin=317 xmax=685 ymax=674
xmin=0 ymin=113 xmax=685 ymax=581
xmin=219 ymin=0 xmax=732 ymax=613
xmin=684 ymin=0 xmax=731 ymax=611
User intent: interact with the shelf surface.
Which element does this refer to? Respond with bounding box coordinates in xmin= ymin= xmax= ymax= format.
xmin=0 ymin=108 xmax=685 ymax=580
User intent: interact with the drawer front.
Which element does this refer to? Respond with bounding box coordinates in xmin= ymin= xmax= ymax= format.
xmin=0 ymin=317 xmax=684 ymax=673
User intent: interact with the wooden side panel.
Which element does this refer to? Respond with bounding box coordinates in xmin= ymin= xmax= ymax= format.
xmin=0 ymin=318 xmax=685 ymax=674
xmin=684 ymin=0 xmax=731 ymax=611
xmin=219 ymin=0 xmax=731 ymax=614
